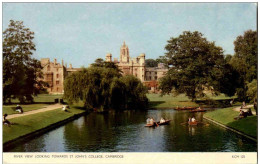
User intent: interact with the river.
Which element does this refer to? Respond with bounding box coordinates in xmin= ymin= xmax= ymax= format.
xmin=5 ymin=109 xmax=257 ymax=152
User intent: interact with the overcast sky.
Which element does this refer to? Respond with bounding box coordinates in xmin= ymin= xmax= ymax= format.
xmin=3 ymin=3 xmax=257 ymax=68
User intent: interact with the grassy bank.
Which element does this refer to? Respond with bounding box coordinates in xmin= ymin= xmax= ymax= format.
xmin=147 ymin=93 xmax=235 ymax=109
xmin=204 ymin=107 xmax=257 ymax=138
xmin=5 ymin=94 xmax=63 ymax=104
xmin=3 ymin=104 xmax=49 ymax=115
xmin=3 ymin=104 xmax=86 ymax=144
xmin=147 ymin=94 xmax=198 ymax=108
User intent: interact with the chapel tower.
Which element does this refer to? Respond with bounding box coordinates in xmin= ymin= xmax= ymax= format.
xmin=120 ymin=41 xmax=129 ymax=63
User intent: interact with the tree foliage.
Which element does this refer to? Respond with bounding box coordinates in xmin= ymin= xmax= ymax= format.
xmin=246 ymin=79 xmax=257 ymax=102
xmin=159 ymin=31 xmax=238 ymax=101
xmin=145 ymin=59 xmax=158 ymax=67
xmin=3 ymin=20 xmax=45 ymax=103
xmin=64 ymin=65 xmax=148 ymax=111
xmin=230 ymin=30 xmax=257 ymax=101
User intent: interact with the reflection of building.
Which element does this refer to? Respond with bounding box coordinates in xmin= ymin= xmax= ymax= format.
xmin=40 ymin=58 xmax=81 ymax=94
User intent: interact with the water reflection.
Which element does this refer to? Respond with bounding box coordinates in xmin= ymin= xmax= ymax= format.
xmin=5 ymin=109 xmax=257 ymax=152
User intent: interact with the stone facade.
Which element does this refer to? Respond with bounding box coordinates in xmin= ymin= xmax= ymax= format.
xmin=41 ymin=42 xmax=168 ymax=94
xmin=40 ymin=58 xmax=81 ymax=94
xmin=106 ymin=42 xmax=168 ymax=91
xmin=106 ymin=41 xmax=146 ymax=82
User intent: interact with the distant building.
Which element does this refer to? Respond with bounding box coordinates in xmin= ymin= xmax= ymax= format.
xmin=40 ymin=42 xmax=168 ymax=94
xmin=40 ymin=58 xmax=81 ymax=94
xmin=105 ymin=41 xmax=146 ymax=82
xmin=106 ymin=42 xmax=168 ymax=91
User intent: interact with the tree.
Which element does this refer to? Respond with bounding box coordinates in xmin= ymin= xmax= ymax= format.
xmin=145 ymin=59 xmax=158 ymax=67
xmin=246 ymin=79 xmax=257 ymax=103
xmin=3 ymin=20 xmax=44 ymax=103
xmin=233 ymin=30 xmax=257 ymax=82
xmin=159 ymin=31 xmax=238 ymax=101
xmin=230 ymin=30 xmax=257 ymax=101
xmin=64 ymin=63 xmax=148 ymax=111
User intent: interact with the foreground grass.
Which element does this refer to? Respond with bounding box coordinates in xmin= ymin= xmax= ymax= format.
xmin=3 ymin=104 xmax=86 ymax=144
xmin=204 ymin=107 xmax=257 ymax=138
xmin=3 ymin=104 xmax=49 ymax=115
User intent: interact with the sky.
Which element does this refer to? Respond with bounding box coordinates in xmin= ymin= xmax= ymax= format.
xmin=3 ymin=3 xmax=257 ymax=68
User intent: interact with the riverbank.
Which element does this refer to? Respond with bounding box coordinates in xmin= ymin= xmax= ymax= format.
xmin=147 ymin=93 xmax=235 ymax=109
xmin=203 ymin=106 xmax=257 ymax=139
xmin=3 ymin=105 xmax=87 ymax=147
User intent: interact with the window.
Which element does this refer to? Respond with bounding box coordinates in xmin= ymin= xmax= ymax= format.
xmin=56 ymin=81 xmax=59 ymax=85
xmin=56 ymin=74 xmax=59 ymax=78
xmin=56 ymin=68 xmax=59 ymax=72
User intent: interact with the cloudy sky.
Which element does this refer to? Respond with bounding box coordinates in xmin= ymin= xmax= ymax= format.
xmin=3 ymin=3 xmax=257 ymax=68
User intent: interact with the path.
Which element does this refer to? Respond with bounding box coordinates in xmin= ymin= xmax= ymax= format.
xmin=7 ymin=103 xmax=63 ymax=119
xmin=232 ymin=104 xmax=256 ymax=115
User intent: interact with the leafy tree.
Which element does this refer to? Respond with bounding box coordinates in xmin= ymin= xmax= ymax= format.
xmin=246 ymin=79 xmax=257 ymax=103
xmin=230 ymin=30 xmax=257 ymax=101
xmin=3 ymin=20 xmax=44 ymax=103
xmin=233 ymin=30 xmax=257 ymax=82
xmin=92 ymin=58 xmax=121 ymax=73
xmin=159 ymin=31 xmax=238 ymax=101
xmin=145 ymin=59 xmax=158 ymax=67
xmin=64 ymin=64 xmax=148 ymax=111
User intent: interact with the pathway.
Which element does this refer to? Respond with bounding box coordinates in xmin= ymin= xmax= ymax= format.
xmin=7 ymin=103 xmax=64 ymax=119
xmin=232 ymin=104 xmax=256 ymax=115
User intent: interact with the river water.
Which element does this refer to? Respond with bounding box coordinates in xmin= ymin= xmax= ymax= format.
xmin=5 ymin=109 xmax=257 ymax=152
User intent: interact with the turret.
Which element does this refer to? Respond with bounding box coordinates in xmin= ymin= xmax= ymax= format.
xmin=139 ymin=53 xmax=145 ymax=66
xmin=105 ymin=53 xmax=112 ymax=62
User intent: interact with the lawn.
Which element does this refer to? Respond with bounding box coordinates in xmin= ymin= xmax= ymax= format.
xmin=6 ymin=94 xmax=63 ymax=104
xmin=147 ymin=93 xmax=235 ymax=108
xmin=3 ymin=103 xmax=86 ymax=144
xmin=3 ymin=104 xmax=48 ymax=115
xmin=147 ymin=93 xmax=198 ymax=108
xmin=204 ymin=107 xmax=257 ymax=138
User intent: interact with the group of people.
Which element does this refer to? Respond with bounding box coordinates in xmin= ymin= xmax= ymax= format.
xmin=188 ymin=117 xmax=196 ymax=123
xmin=146 ymin=117 xmax=167 ymax=125
xmin=146 ymin=117 xmax=158 ymax=126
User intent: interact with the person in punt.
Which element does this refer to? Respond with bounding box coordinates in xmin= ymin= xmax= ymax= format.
xmin=160 ymin=117 xmax=166 ymax=123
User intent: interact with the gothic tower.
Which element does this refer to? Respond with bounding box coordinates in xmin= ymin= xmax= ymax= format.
xmin=120 ymin=41 xmax=129 ymax=63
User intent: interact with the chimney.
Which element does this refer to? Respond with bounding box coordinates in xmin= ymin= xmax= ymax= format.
xmin=54 ymin=58 xmax=57 ymax=65
xmin=62 ymin=59 xmax=64 ymax=66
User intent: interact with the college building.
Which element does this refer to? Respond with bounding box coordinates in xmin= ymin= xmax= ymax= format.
xmin=40 ymin=42 xmax=168 ymax=94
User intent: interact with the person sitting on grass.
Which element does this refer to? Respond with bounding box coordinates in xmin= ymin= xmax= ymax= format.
xmin=62 ymin=105 xmax=68 ymax=112
xmin=15 ymin=105 xmax=23 ymax=114
xmin=3 ymin=114 xmax=11 ymax=126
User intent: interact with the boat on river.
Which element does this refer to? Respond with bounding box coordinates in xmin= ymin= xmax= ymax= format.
xmin=190 ymin=108 xmax=206 ymax=113
xmin=188 ymin=121 xmax=198 ymax=126
xmin=145 ymin=123 xmax=157 ymax=127
xmin=175 ymin=107 xmax=197 ymax=110
xmin=157 ymin=120 xmax=171 ymax=125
